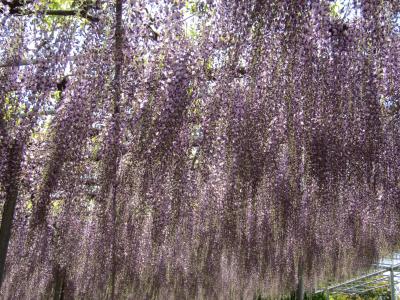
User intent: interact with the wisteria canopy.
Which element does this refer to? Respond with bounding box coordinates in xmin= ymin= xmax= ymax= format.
xmin=0 ymin=0 xmax=399 ymax=299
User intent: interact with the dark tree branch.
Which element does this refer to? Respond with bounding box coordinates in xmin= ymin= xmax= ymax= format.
xmin=0 ymin=0 xmax=99 ymax=22
xmin=56 ymin=76 xmax=68 ymax=92
xmin=146 ymin=24 xmax=159 ymax=41
xmin=0 ymin=54 xmax=85 ymax=68
xmin=4 ymin=9 xmax=99 ymax=22
xmin=43 ymin=10 xmax=99 ymax=22
xmin=1 ymin=0 xmax=33 ymax=14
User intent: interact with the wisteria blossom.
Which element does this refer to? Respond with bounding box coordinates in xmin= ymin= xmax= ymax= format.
xmin=0 ymin=0 xmax=399 ymax=299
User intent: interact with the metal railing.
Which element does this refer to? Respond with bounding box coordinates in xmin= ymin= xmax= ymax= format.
xmin=316 ymin=263 xmax=400 ymax=299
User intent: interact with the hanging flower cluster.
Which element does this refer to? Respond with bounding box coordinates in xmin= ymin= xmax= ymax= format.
xmin=0 ymin=0 xmax=399 ymax=299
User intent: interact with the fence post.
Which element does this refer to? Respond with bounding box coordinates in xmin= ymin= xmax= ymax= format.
xmin=390 ymin=268 xmax=396 ymax=300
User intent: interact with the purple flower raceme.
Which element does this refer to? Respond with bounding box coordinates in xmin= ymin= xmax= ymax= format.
xmin=0 ymin=0 xmax=399 ymax=299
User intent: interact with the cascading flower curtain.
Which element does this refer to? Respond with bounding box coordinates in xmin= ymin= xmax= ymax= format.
xmin=0 ymin=0 xmax=399 ymax=299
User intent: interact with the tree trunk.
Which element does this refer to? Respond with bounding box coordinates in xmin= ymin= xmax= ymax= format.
xmin=53 ymin=265 xmax=66 ymax=300
xmin=296 ymin=261 xmax=304 ymax=300
xmin=0 ymin=140 xmax=23 ymax=287
xmin=109 ymin=0 xmax=123 ymax=298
